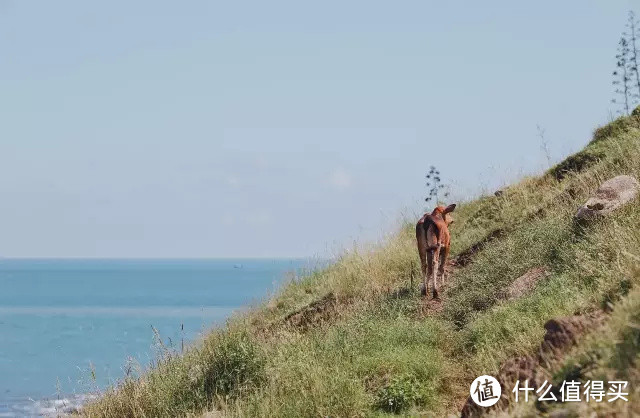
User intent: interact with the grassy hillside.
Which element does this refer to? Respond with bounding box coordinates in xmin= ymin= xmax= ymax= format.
xmin=84 ymin=110 xmax=640 ymax=417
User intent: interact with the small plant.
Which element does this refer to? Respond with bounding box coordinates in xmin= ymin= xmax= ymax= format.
xmin=536 ymin=124 xmax=552 ymax=167
xmin=424 ymin=165 xmax=449 ymax=207
xmin=626 ymin=11 xmax=640 ymax=96
xmin=612 ymin=11 xmax=640 ymax=115
xmin=613 ymin=36 xmax=632 ymax=115
xmin=375 ymin=374 xmax=425 ymax=413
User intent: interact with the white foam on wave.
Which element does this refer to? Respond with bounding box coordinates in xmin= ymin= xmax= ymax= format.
xmin=2 ymin=394 xmax=96 ymax=417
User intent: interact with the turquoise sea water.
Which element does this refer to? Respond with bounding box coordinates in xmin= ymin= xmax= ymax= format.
xmin=0 ymin=258 xmax=312 ymax=417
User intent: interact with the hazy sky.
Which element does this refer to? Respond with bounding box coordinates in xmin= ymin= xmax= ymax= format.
xmin=0 ymin=1 xmax=637 ymax=257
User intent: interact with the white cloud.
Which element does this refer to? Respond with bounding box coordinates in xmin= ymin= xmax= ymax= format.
xmin=329 ymin=168 xmax=352 ymax=190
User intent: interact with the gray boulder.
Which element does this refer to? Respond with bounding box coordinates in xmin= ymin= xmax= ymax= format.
xmin=575 ymin=175 xmax=639 ymax=221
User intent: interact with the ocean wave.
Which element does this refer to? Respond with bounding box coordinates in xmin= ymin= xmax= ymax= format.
xmin=0 ymin=394 xmax=96 ymax=417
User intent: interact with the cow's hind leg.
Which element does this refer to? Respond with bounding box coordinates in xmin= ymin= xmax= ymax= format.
xmin=424 ymin=249 xmax=434 ymax=298
xmin=430 ymin=249 xmax=440 ymax=299
xmin=420 ymin=256 xmax=428 ymax=296
xmin=437 ymin=246 xmax=449 ymax=293
xmin=417 ymin=234 xmax=428 ymax=296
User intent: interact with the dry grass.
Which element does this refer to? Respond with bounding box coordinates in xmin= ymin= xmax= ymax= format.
xmin=83 ymin=111 xmax=640 ymax=417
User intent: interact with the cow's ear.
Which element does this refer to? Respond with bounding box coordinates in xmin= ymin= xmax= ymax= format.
xmin=443 ymin=203 xmax=457 ymax=214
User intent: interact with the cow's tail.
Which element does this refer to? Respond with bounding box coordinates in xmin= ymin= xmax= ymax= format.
xmin=423 ymin=217 xmax=442 ymax=250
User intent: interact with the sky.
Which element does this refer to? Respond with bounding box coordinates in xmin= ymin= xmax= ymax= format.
xmin=0 ymin=1 xmax=637 ymax=258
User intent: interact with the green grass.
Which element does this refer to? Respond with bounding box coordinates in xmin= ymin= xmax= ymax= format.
xmin=84 ymin=111 xmax=640 ymax=417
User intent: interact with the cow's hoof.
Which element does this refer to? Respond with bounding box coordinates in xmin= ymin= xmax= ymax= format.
xmin=420 ymin=284 xmax=427 ymax=296
xmin=432 ymin=290 xmax=439 ymax=300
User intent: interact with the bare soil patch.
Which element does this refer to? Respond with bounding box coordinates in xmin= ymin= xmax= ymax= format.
xmin=497 ymin=267 xmax=550 ymax=301
xmin=282 ymin=292 xmax=337 ymax=331
xmin=452 ymin=228 xmax=506 ymax=268
xmin=460 ymin=311 xmax=606 ymax=417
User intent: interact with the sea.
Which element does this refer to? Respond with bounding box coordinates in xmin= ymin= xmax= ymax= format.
xmin=0 ymin=258 xmax=315 ymax=417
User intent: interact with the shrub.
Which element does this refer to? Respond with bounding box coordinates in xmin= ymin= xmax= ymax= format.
xmin=375 ymin=374 xmax=426 ymax=413
xmin=591 ymin=111 xmax=640 ymax=143
xmin=202 ymin=331 xmax=266 ymax=399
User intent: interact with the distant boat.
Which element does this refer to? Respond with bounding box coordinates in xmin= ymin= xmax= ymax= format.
xmin=233 ymin=264 xmax=243 ymax=269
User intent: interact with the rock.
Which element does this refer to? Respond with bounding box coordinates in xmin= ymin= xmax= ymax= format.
xmin=494 ymin=189 xmax=504 ymax=197
xmin=575 ymin=175 xmax=639 ymax=221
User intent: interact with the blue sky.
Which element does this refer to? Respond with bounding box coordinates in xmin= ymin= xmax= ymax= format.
xmin=0 ymin=1 xmax=637 ymax=257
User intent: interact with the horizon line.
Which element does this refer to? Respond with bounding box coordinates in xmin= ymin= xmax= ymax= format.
xmin=0 ymin=255 xmax=330 ymax=260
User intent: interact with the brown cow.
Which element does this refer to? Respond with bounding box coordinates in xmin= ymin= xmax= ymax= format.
xmin=416 ymin=204 xmax=456 ymax=299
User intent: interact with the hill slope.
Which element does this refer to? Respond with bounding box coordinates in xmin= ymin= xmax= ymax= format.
xmin=84 ymin=110 xmax=640 ymax=417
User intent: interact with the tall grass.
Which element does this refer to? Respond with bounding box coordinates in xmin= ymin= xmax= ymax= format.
xmin=84 ymin=112 xmax=640 ymax=417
